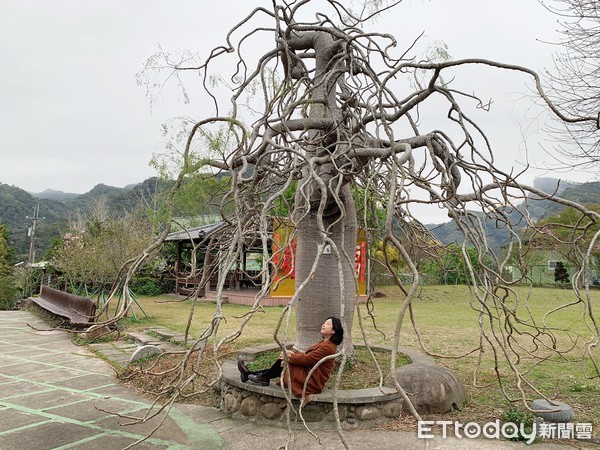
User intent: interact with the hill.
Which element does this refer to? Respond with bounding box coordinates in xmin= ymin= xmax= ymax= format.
xmin=2 ymin=176 xmax=597 ymax=263
xmin=0 ymin=178 xmax=165 ymax=262
xmin=427 ymin=179 xmax=600 ymax=250
xmin=33 ymin=189 xmax=79 ymax=202
xmin=0 ymin=183 xmax=69 ymax=262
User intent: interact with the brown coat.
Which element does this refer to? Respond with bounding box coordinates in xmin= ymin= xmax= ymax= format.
xmin=283 ymin=340 xmax=337 ymax=397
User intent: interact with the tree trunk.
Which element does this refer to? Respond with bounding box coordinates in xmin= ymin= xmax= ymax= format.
xmin=294 ymin=184 xmax=357 ymax=353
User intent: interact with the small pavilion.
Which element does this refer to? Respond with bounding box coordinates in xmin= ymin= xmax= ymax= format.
xmin=164 ymin=219 xmax=368 ymax=306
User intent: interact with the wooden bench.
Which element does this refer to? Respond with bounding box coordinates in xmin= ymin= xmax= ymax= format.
xmin=28 ymin=285 xmax=97 ymax=326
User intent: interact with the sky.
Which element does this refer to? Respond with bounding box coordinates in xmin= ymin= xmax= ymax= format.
xmin=0 ymin=0 xmax=594 ymax=200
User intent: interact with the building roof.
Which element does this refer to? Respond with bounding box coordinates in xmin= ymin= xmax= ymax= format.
xmin=164 ymin=221 xmax=225 ymax=242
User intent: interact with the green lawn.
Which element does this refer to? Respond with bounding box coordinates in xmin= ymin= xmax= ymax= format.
xmin=123 ymin=285 xmax=600 ymax=432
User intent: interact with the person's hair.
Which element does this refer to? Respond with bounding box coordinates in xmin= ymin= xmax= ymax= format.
xmin=327 ymin=316 xmax=344 ymax=345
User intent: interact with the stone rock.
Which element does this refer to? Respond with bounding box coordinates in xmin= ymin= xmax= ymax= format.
xmin=530 ymin=399 xmax=574 ymax=423
xmin=385 ymin=363 xmax=466 ymax=414
xmin=224 ymin=393 xmax=239 ymax=412
xmin=260 ymin=402 xmax=283 ymax=419
xmin=287 ymin=404 xmax=325 ymax=422
xmin=324 ymin=405 xmax=347 ymax=422
xmin=356 ymin=406 xmax=381 ymax=421
xmin=81 ymin=325 xmax=112 ymax=341
xmin=147 ymin=328 xmax=175 ymax=340
xmin=381 ymin=401 xmax=403 ymax=418
xmin=129 ymin=345 xmax=163 ymax=362
xmin=298 ymin=404 xmax=325 ymax=422
xmin=240 ymin=395 xmax=261 ymax=416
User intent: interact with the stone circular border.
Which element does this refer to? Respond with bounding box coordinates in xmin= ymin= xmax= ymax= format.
xmin=219 ymin=343 xmax=466 ymax=428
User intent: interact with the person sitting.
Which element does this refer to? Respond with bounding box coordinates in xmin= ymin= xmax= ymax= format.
xmin=237 ymin=317 xmax=344 ymax=402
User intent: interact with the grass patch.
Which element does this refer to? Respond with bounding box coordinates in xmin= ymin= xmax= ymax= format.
xmin=72 ymin=333 xmax=117 ymax=345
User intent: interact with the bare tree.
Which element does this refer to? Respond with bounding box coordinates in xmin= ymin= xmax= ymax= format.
xmin=53 ymin=196 xmax=155 ymax=295
xmin=101 ymin=1 xmax=600 ymax=444
xmin=542 ymin=0 xmax=600 ymax=172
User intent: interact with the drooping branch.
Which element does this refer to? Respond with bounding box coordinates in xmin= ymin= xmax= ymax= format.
xmin=118 ymin=1 xmax=600 ymax=445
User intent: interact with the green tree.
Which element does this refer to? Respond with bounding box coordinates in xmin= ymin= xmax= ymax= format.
xmin=554 ymin=261 xmax=570 ymax=283
xmin=0 ymin=224 xmax=19 ymax=309
xmin=532 ymin=205 xmax=600 ymax=263
xmin=421 ymin=244 xmax=487 ymax=285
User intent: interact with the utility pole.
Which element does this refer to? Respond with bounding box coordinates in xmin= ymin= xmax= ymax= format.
xmin=27 ymin=205 xmax=45 ymax=264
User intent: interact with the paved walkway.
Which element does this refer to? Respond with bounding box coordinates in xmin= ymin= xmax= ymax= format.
xmin=0 ymin=311 xmax=594 ymax=449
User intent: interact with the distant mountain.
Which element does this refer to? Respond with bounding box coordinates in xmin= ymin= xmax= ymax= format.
xmin=525 ymin=180 xmax=600 ymax=221
xmin=426 ymin=178 xmax=600 ymax=251
xmin=33 ymin=188 xmax=79 ymax=202
xmin=0 ymin=183 xmax=69 ymax=263
xmin=426 ymin=208 xmax=521 ymax=252
xmin=0 ymin=178 xmax=165 ymax=262
xmin=531 ymin=177 xmax=577 ymax=196
xmin=2 ymin=176 xmax=598 ymax=262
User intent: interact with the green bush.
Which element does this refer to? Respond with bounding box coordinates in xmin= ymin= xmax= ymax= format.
xmin=130 ymin=276 xmax=163 ymax=296
xmin=420 ymin=244 xmax=491 ymax=285
xmin=0 ymin=275 xmax=19 ymax=310
xmin=554 ymin=261 xmax=570 ymax=284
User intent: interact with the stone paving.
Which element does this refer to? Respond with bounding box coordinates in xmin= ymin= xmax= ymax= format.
xmin=0 ymin=311 xmax=226 ymax=450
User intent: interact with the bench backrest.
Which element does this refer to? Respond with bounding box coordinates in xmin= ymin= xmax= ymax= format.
xmin=40 ymin=285 xmax=97 ymax=321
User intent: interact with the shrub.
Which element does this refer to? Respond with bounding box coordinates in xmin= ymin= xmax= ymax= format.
xmin=554 ymin=261 xmax=570 ymax=284
xmin=0 ymin=275 xmax=19 ymax=310
xmin=130 ymin=276 xmax=163 ymax=296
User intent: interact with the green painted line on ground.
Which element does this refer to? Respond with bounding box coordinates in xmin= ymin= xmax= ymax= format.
xmin=39 ymin=396 xmax=98 ymax=412
xmin=0 ymin=387 xmax=54 ymax=400
xmin=0 ymin=351 xmax=111 ymax=375
xmin=0 ymin=374 xmax=149 ymax=407
xmin=81 ymin=382 xmax=119 ymax=392
xmin=0 ymin=418 xmax=54 ymax=435
xmin=84 ymin=404 xmax=164 ymax=425
xmin=51 ymin=432 xmax=109 ymax=450
xmin=0 ymin=400 xmax=182 ymax=447
xmin=170 ymin=406 xmax=228 ymax=450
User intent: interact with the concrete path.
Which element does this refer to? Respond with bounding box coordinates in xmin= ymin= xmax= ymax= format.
xmin=0 ymin=311 xmax=225 ymax=449
xmin=0 ymin=311 xmax=594 ymax=449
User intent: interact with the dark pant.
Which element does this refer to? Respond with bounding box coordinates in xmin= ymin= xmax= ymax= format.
xmin=252 ymin=359 xmax=283 ymax=379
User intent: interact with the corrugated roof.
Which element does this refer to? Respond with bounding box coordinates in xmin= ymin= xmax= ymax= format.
xmin=164 ymin=221 xmax=225 ymax=242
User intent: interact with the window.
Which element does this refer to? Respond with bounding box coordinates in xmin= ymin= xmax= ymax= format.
xmin=548 ymin=260 xmax=562 ymax=270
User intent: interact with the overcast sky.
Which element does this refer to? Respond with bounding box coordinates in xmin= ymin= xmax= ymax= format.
xmin=0 ymin=0 xmax=593 ymax=198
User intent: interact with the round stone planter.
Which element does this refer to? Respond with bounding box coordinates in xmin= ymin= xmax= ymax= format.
xmin=219 ymin=344 xmax=466 ymax=428
xmin=530 ymin=399 xmax=574 ymax=423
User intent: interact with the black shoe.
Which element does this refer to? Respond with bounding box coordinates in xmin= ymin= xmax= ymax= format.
xmin=248 ymin=374 xmax=270 ymax=386
xmin=238 ymin=360 xmax=249 ymax=382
